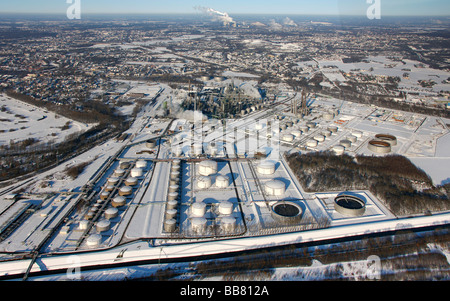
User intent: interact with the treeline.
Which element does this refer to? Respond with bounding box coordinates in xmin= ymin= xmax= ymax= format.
xmin=286 ymin=152 xmax=450 ymax=216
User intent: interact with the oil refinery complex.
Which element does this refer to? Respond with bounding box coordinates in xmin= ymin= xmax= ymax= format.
xmin=0 ymin=85 xmax=449 ymax=280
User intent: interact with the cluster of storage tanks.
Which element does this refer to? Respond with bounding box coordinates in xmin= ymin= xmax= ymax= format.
xmin=85 ymin=160 xmax=148 ymax=248
xmin=187 ymin=160 xmax=237 ymax=236
xmin=330 ymin=130 xmax=363 ymax=155
xmin=163 ymin=159 xmax=182 ymax=233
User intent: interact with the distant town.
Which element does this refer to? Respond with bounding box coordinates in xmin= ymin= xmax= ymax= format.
xmin=0 ymin=12 xmax=449 ymax=281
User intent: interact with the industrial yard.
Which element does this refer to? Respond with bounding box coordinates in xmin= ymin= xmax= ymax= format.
xmin=0 ymin=78 xmax=449 ymax=280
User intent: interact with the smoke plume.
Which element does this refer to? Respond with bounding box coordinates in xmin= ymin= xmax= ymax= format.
xmin=194 ymin=6 xmax=235 ymax=26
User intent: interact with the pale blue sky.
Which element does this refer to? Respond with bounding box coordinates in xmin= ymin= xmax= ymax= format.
xmin=1 ymin=0 xmax=449 ymax=16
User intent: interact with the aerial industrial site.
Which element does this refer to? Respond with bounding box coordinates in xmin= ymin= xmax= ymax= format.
xmin=0 ymin=7 xmax=449 ymax=281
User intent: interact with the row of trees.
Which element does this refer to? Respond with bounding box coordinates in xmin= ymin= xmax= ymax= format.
xmin=286 ymin=151 xmax=450 ymax=216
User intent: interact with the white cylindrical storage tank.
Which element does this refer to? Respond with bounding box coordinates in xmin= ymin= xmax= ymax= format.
xmin=219 ymin=201 xmax=233 ymax=215
xmin=112 ymin=195 xmax=126 ymax=208
xmin=100 ymin=191 xmax=110 ymax=200
xmin=119 ymin=161 xmax=130 ymax=169
xmin=332 ymin=145 xmax=345 ymax=155
xmin=191 ymin=202 xmax=206 ymax=217
xmin=170 ymin=170 xmax=180 ymax=181
xmin=197 ymin=176 xmax=212 ymax=189
xmin=306 ymin=121 xmax=316 ymax=129
xmin=96 ymin=219 xmax=111 ymax=232
xmin=221 ymin=216 xmax=236 ymax=233
xmin=299 ymin=125 xmax=309 ymax=133
xmin=171 ymin=163 xmax=181 ymax=172
xmin=340 ymin=139 xmax=352 ymax=148
xmin=306 ymin=139 xmax=318 ymax=148
xmin=105 ymin=207 xmax=119 ymax=219
xmin=257 ymin=161 xmax=276 ymax=175
xmin=86 ymin=234 xmax=102 ymax=248
xmin=146 ymin=139 xmax=157 ymax=148
xmin=314 ymin=134 xmax=325 ymax=142
xmin=167 ymin=199 xmax=178 ymax=210
xmin=328 ymin=125 xmax=338 ymax=133
xmin=198 ymin=160 xmax=217 ymax=176
xmin=114 ymin=168 xmax=125 ymax=177
xmin=347 ymin=135 xmax=357 ymax=143
xmin=191 ymin=217 xmax=207 ymax=233
xmin=264 ymin=180 xmax=286 ymax=196
xmin=164 ymin=219 xmax=177 ymax=233
xmin=124 ymin=177 xmax=138 ymax=186
xmin=323 ymin=112 xmax=334 ymax=121
xmin=352 ymin=130 xmax=363 ymax=138
xmin=79 ymin=220 xmax=89 ymax=230
xmin=215 ymin=175 xmax=229 ymax=188
xmin=291 ymin=129 xmax=302 ymax=137
xmin=169 ymin=184 xmax=179 ymax=193
xmin=107 ymin=177 xmax=120 ymax=186
xmin=105 ymin=185 xmax=115 ymax=192
xmin=118 ymin=185 xmax=132 ymax=196
xmin=321 ymin=130 xmax=332 ymax=137
xmin=282 ymin=134 xmax=294 ymax=142
xmin=135 ymin=160 xmax=147 ymax=169
xmin=130 ymin=168 xmax=143 ymax=178
xmin=165 ymin=209 xmax=178 ymax=220
xmin=168 ymin=192 xmax=178 ymax=201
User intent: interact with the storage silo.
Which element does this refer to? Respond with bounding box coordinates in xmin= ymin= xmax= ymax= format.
xmin=165 ymin=209 xmax=178 ymax=220
xmin=125 ymin=177 xmax=138 ymax=186
xmin=306 ymin=139 xmax=318 ymax=148
xmin=135 ymin=160 xmax=147 ymax=169
xmin=130 ymin=168 xmax=143 ymax=178
xmin=112 ymin=196 xmax=126 ymax=207
xmin=264 ymin=180 xmax=286 ymax=196
xmin=78 ymin=220 xmax=89 ymax=230
xmin=96 ymin=219 xmax=111 ymax=232
xmin=219 ymin=201 xmax=233 ymax=215
xmin=191 ymin=217 xmax=207 ymax=234
xmin=198 ymin=160 xmax=218 ymax=176
xmin=332 ymin=145 xmax=345 ymax=155
xmin=256 ymin=161 xmax=276 ymax=175
xmin=197 ymin=176 xmax=212 ymax=189
xmin=168 ymin=192 xmax=178 ymax=201
xmin=164 ymin=219 xmax=177 ymax=233
xmin=221 ymin=216 xmax=236 ymax=233
xmin=104 ymin=207 xmax=119 ymax=219
xmin=86 ymin=234 xmax=102 ymax=248
xmin=191 ymin=202 xmax=206 ymax=217
xmin=215 ymin=175 xmax=229 ymax=188
xmin=167 ymin=199 xmax=178 ymax=210
xmin=118 ymin=186 xmax=133 ymax=196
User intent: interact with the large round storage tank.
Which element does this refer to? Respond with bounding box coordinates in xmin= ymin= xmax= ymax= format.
xmin=347 ymin=135 xmax=357 ymax=143
xmin=221 ymin=216 xmax=236 ymax=233
xmin=314 ymin=134 xmax=325 ymax=142
xmin=306 ymin=121 xmax=316 ymax=129
xmin=340 ymin=139 xmax=352 ymax=148
xmin=119 ymin=161 xmax=130 ymax=169
xmin=130 ymin=168 xmax=143 ymax=178
xmin=164 ymin=219 xmax=177 ymax=233
xmin=257 ymin=161 xmax=276 ymax=175
xmin=104 ymin=207 xmax=119 ymax=219
xmin=197 ymin=176 xmax=212 ymax=189
xmin=264 ymin=180 xmax=286 ymax=196
xmin=215 ymin=175 xmax=229 ymax=188
xmin=118 ymin=186 xmax=132 ymax=196
xmin=219 ymin=201 xmax=233 ymax=215
xmin=146 ymin=139 xmax=157 ymax=148
xmin=78 ymin=220 xmax=89 ymax=230
xmin=96 ymin=219 xmax=111 ymax=232
xmin=114 ymin=168 xmax=125 ymax=177
xmin=306 ymin=139 xmax=318 ymax=148
xmin=328 ymin=125 xmax=338 ymax=133
xmin=165 ymin=209 xmax=178 ymax=220
xmin=198 ymin=160 xmax=218 ymax=176
xmin=124 ymin=177 xmax=138 ymax=186
xmin=191 ymin=202 xmax=206 ymax=217
xmin=107 ymin=177 xmax=120 ymax=186
xmin=332 ymin=145 xmax=345 ymax=155
xmin=291 ymin=129 xmax=302 ymax=137
xmin=112 ymin=196 xmax=126 ymax=207
xmin=100 ymin=191 xmax=110 ymax=200
xmin=167 ymin=199 xmax=178 ymax=210
xmin=323 ymin=112 xmax=334 ymax=121
xmin=191 ymin=217 xmax=207 ymax=233
xmin=299 ymin=125 xmax=309 ymax=133
xmin=282 ymin=134 xmax=294 ymax=142
xmin=86 ymin=234 xmax=102 ymax=247
xmin=168 ymin=192 xmax=178 ymax=201
xmin=135 ymin=160 xmax=147 ymax=169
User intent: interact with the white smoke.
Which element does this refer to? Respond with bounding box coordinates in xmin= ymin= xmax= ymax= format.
xmin=283 ymin=17 xmax=297 ymax=27
xmin=194 ymin=6 xmax=235 ymax=26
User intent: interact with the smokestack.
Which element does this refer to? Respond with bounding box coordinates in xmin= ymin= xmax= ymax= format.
xmin=194 ymin=6 xmax=236 ymax=27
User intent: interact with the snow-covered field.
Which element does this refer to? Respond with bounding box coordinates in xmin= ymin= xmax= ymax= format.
xmin=0 ymin=94 xmax=92 ymax=146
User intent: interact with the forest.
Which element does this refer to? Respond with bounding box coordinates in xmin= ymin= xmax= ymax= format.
xmin=285 ymin=151 xmax=450 ymax=216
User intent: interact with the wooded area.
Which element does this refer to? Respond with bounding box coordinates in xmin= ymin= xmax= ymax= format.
xmin=286 ymin=152 xmax=450 ymax=216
